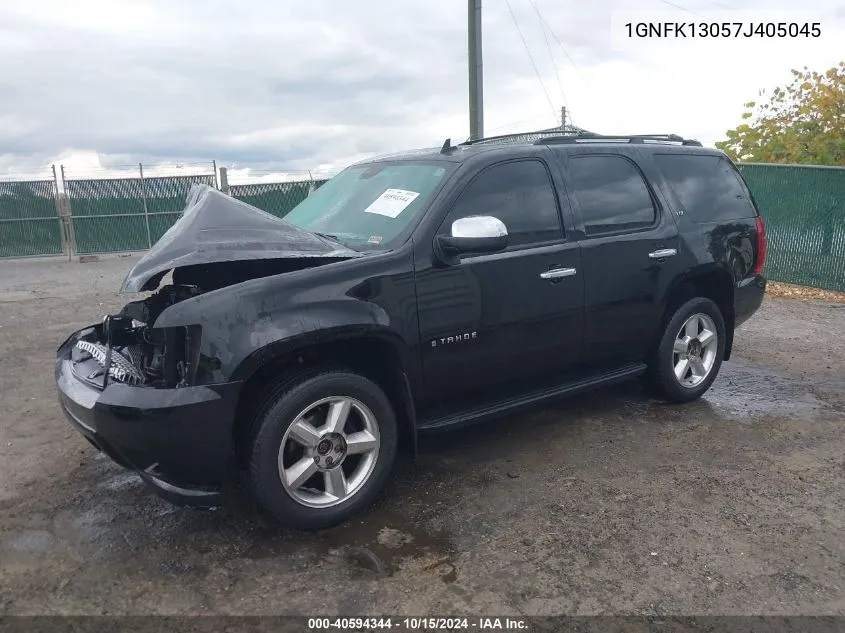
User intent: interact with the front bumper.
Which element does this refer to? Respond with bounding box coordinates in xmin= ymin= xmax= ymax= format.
xmin=56 ymin=327 xmax=242 ymax=506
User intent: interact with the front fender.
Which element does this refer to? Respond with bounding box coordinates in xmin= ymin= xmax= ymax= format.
xmin=156 ymin=285 xmax=406 ymax=384
xmin=152 ymin=248 xmax=418 ymax=386
xmin=230 ymin=321 xmax=410 ymax=383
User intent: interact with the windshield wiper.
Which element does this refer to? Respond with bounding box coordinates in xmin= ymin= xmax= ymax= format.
xmin=313 ymin=232 xmax=344 ymax=244
xmin=313 ymin=231 xmax=365 ymax=252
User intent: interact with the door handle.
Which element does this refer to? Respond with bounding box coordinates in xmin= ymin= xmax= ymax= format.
xmin=540 ymin=267 xmax=577 ymax=279
xmin=648 ymin=248 xmax=677 ymax=259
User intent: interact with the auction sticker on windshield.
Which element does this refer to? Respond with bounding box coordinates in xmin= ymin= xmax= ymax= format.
xmin=364 ymin=189 xmax=420 ymax=218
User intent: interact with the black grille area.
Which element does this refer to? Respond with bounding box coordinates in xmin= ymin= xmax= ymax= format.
xmin=73 ymin=340 xmax=146 ymax=385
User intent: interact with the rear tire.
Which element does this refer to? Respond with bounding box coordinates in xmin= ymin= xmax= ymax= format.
xmin=647 ymin=297 xmax=726 ymax=403
xmin=248 ymin=369 xmax=398 ymax=529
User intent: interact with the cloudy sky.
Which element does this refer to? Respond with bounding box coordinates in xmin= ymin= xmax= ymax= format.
xmin=0 ymin=0 xmax=842 ymax=182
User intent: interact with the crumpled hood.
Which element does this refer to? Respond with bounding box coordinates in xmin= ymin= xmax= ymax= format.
xmin=120 ymin=184 xmax=363 ymax=293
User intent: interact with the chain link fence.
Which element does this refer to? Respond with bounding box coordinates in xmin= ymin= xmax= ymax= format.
xmin=738 ymin=163 xmax=845 ymax=292
xmin=228 ymin=179 xmax=328 ymax=218
xmin=2 ymin=160 xmax=844 ymax=293
xmin=0 ymin=179 xmax=63 ymax=258
xmin=63 ymin=170 xmax=216 ymax=254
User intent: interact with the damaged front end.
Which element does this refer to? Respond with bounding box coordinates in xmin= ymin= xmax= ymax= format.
xmin=56 ymin=184 xmax=364 ymax=503
xmin=69 ymin=284 xmax=204 ymax=391
xmin=55 ymin=295 xmax=236 ymax=505
xmin=69 ymin=183 xmax=363 ymax=391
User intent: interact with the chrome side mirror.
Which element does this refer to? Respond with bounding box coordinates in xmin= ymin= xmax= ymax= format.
xmin=434 ymin=215 xmax=509 ymax=265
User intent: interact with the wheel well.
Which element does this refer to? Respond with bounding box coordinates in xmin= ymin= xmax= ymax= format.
xmin=232 ymin=338 xmax=416 ymax=464
xmin=660 ymin=272 xmax=735 ymax=360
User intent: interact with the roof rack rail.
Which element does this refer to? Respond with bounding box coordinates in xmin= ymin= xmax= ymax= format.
xmin=534 ymin=133 xmax=703 ymax=147
xmin=460 ymin=127 xmax=587 ymax=146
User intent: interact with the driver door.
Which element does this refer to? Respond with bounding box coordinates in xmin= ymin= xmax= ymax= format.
xmin=415 ymin=158 xmax=585 ymax=401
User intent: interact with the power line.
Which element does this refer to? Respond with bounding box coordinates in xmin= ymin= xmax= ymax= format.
xmin=524 ymin=0 xmax=585 ymax=88
xmin=656 ymin=0 xmax=706 ymax=18
xmin=486 ymin=114 xmax=557 ymax=135
xmin=504 ymin=0 xmax=558 ymax=121
xmin=527 ymin=0 xmax=567 ymax=109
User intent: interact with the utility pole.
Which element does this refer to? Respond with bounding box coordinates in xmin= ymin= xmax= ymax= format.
xmin=468 ymin=0 xmax=484 ymax=140
xmin=560 ymin=106 xmax=567 ymax=130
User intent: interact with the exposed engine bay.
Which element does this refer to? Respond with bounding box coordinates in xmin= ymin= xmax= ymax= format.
xmin=71 ymin=284 xmax=203 ymax=389
xmin=71 ymin=257 xmax=348 ymax=390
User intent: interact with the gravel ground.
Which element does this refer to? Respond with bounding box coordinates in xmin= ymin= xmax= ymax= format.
xmin=1 ymin=254 xmax=844 ymax=616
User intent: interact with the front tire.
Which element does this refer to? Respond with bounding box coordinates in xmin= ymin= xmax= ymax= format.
xmin=648 ymin=297 xmax=726 ymax=403
xmin=248 ymin=370 xmax=398 ymax=529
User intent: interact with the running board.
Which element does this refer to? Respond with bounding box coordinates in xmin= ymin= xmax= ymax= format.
xmin=417 ymin=362 xmax=647 ymax=433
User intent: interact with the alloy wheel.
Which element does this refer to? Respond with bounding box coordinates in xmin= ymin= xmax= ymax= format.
xmin=277 ymin=396 xmax=380 ymax=508
xmin=672 ymin=313 xmax=719 ymax=388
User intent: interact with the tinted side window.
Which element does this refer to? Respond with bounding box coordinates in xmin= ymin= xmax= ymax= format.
xmin=654 ymin=154 xmax=756 ymax=223
xmin=444 ymin=160 xmax=562 ymax=248
xmin=568 ymin=155 xmax=656 ymax=235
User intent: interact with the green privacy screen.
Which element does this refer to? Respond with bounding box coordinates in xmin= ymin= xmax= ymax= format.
xmin=0 ymin=180 xmax=63 ymax=258
xmin=3 ymin=165 xmax=845 ymax=294
xmin=64 ymin=174 xmax=216 ymax=254
xmin=738 ymin=164 xmax=845 ymax=292
xmin=229 ymin=180 xmax=328 ymax=218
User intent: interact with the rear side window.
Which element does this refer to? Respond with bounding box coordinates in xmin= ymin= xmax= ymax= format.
xmin=567 ymin=155 xmax=657 ymax=236
xmin=654 ymin=154 xmax=757 ymax=223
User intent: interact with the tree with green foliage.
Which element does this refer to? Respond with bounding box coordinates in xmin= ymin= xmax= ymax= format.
xmin=716 ymin=62 xmax=845 ymax=166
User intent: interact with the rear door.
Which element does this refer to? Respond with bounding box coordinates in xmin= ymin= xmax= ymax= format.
xmin=553 ymin=148 xmax=682 ymax=366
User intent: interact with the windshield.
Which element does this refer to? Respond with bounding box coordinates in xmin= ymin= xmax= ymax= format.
xmin=282 ymin=161 xmax=453 ymax=249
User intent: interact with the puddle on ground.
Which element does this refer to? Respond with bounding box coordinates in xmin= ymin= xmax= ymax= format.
xmin=319 ymin=509 xmax=455 ymax=580
xmin=0 ymin=529 xmax=60 ymax=571
xmin=571 ymin=361 xmax=829 ymax=423
xmin=243 ymin=502 xmax=456 ymax=582
xmin=52 ymin=507 xmax=114 ymax=550
xmin=3 ymin=529 xmax=56 ymax=552
xmin=702 ymin=361 xmax=826 ymax=420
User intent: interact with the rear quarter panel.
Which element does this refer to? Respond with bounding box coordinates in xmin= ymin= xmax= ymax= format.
xmin=646 ymin=150 xmax=765 ymax=330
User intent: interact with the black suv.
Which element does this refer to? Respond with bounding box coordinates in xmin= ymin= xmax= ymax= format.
xmin=56 ymin=132 xmax=767 ymax=529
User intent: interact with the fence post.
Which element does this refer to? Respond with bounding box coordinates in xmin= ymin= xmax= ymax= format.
xmin=219 ymin=166 xmax=229 ymax=195
xmin=139 ymin=162 xmax=152 ymax=249
xmin=58 ymin=165 xmax=77 ymax=260
xmin=51 ymin=164 xmax=68 ymax=260
xmin=307 ymin=170 xmax=316 ymax=197
xmin=213 ymin=160 xmax=219 ymax=189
